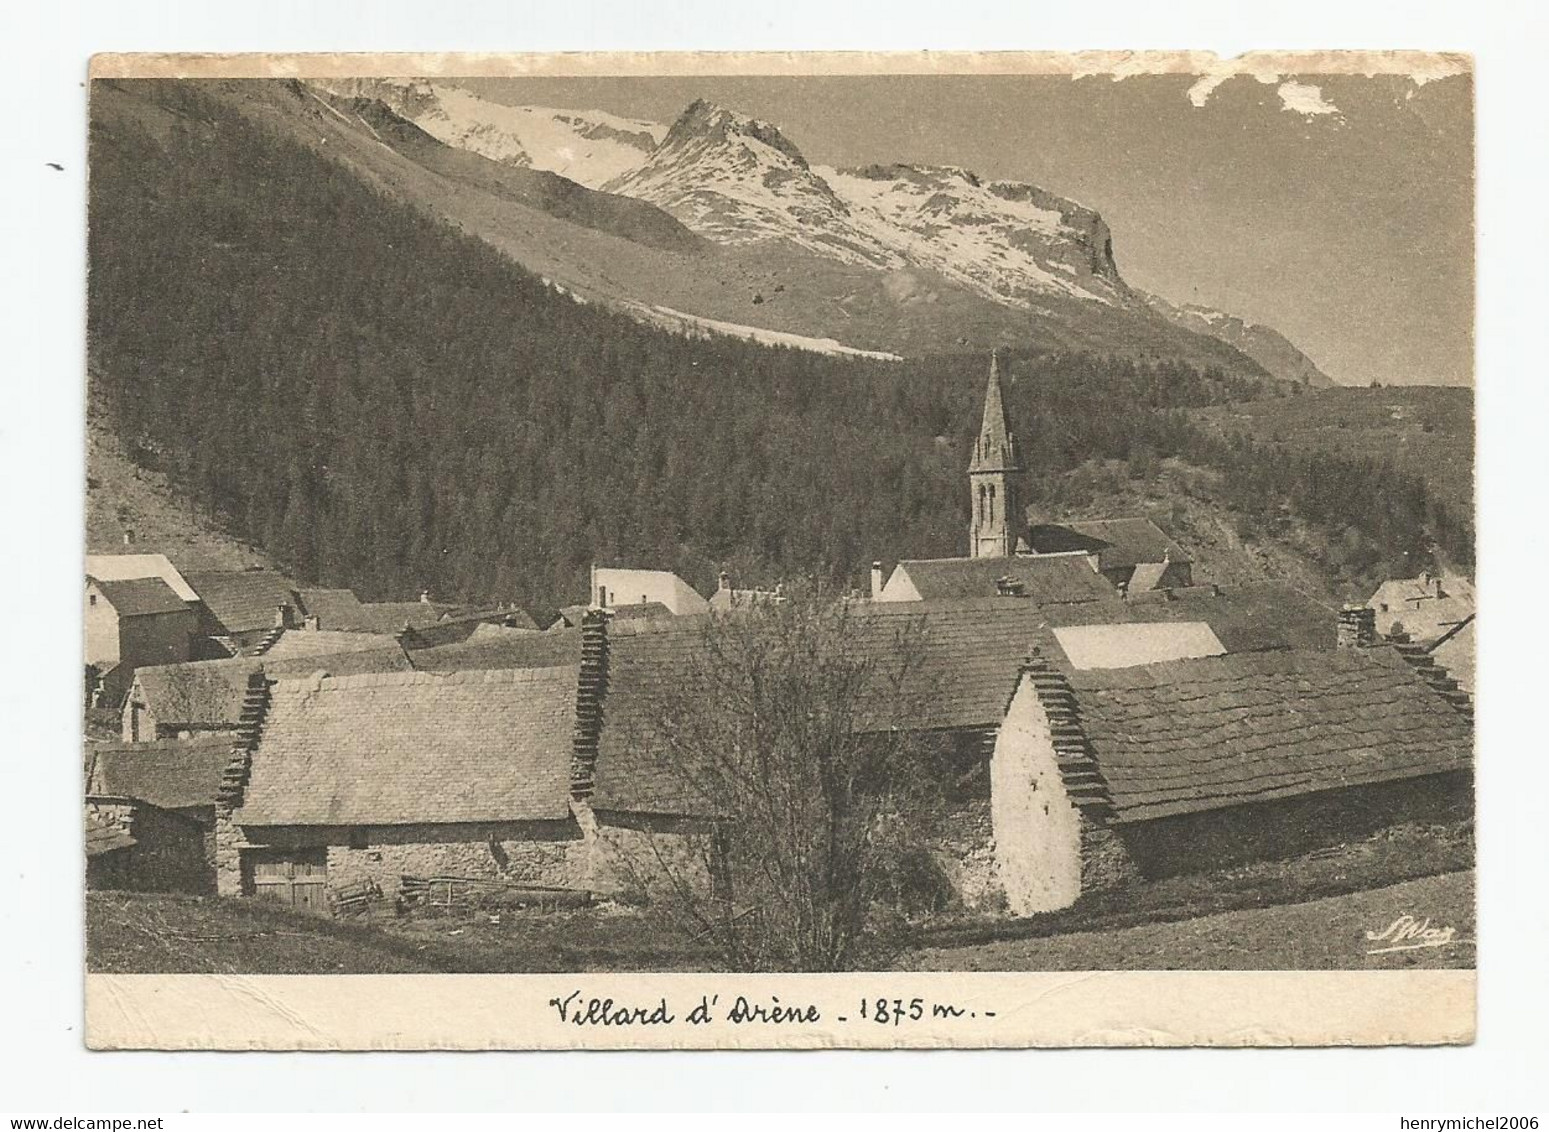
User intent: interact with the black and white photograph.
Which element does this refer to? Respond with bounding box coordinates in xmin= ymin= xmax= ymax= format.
xmin=74 ymin=51 xmax=1481 ymax=1049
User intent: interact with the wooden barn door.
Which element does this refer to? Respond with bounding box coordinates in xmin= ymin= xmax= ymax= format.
xmin=245 ymin=848 xmax=328 ymax=910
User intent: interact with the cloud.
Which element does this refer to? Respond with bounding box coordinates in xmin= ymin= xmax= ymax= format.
xmin=1276 ymin=80 xmax=1343 ymax=119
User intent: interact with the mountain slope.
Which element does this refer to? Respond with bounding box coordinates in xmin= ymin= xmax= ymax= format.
xmin=283 ymin=82 xmax=1284 ymax=373
xmin=315 ymin=78 xmax=666 ymax=187
xmin=1144 ymin=294 xmax=1337 ymax=387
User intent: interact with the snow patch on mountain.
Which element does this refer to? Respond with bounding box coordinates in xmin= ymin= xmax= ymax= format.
xmin=311 ymin=78 xmax=665 ymax=187
xmin=604 ymin=100 xmax=901 ymax=268
xmin=625 ymin=302 xmax=903 ymax=360
xmin=820 ymin=164 xmax=1124 ymax=306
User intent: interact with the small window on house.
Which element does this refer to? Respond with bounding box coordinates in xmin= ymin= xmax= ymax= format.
xmin=88 ymin=594 xmax=97 ymax=607
xmin=348 ymin=829 xmax=369 ymax=850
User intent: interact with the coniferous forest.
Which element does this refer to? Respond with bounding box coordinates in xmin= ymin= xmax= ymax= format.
xmin=87 ymin=83 xmax=1473 ymax=617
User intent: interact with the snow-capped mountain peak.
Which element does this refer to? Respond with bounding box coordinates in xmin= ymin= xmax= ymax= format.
xmin=309 ymin=78 xmax=665 ymax=188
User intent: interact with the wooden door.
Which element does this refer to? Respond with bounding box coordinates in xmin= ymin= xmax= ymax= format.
xmin=245 ymin=848 xmax=328 ymax=909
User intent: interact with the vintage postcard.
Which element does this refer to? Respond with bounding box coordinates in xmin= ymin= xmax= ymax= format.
xmin=81 ymin=50 xmax=1476 ymax=1049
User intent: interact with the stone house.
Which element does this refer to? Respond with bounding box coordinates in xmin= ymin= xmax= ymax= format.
xmin=85 ymin=576 xmax=198 ymax=709
xmin=182 ymin=568 xmax=305 ymax=654
xmin=214 ymin=616 xmax=718 ymax=909
xmin=989 ymin=637 xmax=1473 ymax=915
xmin=85 ymin=797 xmax=209 ymax=895
xmin=1026 ymin=517 xmax=1194 ymax=593
xmin=84 ymin=736 xmax=232 ymax=893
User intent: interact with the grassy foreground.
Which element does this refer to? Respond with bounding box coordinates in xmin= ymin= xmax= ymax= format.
xmin=88 ymin=870 xmax=1473 ymax=975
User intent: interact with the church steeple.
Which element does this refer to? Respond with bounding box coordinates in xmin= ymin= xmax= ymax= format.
xmin=968 ymin=351 xmax=1025 ymax=558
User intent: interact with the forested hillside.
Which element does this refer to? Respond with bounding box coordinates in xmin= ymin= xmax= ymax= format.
xmin=87 ymin=82 xmax=1471 ymax=615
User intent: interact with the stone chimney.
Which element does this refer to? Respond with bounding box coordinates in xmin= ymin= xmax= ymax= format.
xmin=570 ymin=608 xmax=611 ymax=800
xmin=274 ymin=602 xmax=293 ymax=630
xmin=419 ymin=589 xmax=432 ymax=604
xmin=1337 ymin=604 xmax=1377 ymax=649
xmin=870 ymin=561 xmax=884 ymax=599
xmin=718 ymin=570 xmax=731 ymax=593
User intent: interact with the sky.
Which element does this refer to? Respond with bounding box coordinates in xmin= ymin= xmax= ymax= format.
xmin=467 ymin=72 xmax=1474 ymax=387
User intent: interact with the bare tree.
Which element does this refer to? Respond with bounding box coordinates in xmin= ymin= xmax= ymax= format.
xmin=618 ymin=587 xmax=931 ymax=971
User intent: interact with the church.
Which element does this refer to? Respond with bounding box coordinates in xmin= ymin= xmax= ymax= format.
xmin=872 ymin=354 xmax=1194 ymax=603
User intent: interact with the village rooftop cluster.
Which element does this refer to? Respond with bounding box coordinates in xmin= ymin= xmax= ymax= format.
xmin=84 ymin=359 xmax=1476 ymax=923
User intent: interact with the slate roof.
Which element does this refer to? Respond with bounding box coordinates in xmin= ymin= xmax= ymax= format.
xmin=592 ymin=619 xmax=723 ymax=817
xmin=184 ymin=570 xmax=302 ymax=634
xmin=89 ymin=576 xmax=190 ymax=618
xmin=133 ymin=647 xmax=411 ymax=728
xmin=297 ymin=588 xmax=366 ymax=628
xmin=892 ymin=555 xmax=1118 ymax=604
xmin=854 ymin=584 xmax=1335 ymax=726
xmin=85 ymin=737 xmax=232 ymax=811
xmin=410 ymin=627 xmax=582 ymax=673
xmin=1028 ymin=518 xmax=1192 ymax=571
xmin=400 ymin=609 xmax=541 ymax=649
xmin=235 ymin=667 xmax=578 ymax=826
xmin=85 ymin=813 xmax=136 ymax=857
xmin=1070 ymin=648 xmax=1473 ymax=823
xmin=339 ymin=601 xmax=461 ymax=633
xmin=84 ymin=553 xmax=199 ymax=602
xmin=557 ymin=602 xmax=676 ymax=628
xmin=263 ymin=630 xmax=403 ymax=658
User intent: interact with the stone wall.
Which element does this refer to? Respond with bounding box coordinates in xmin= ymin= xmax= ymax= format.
xmin=229 ymin=819 xmax=588 ymax=899
xmin=1115 ymin=770 xmax=1473 ymax=880
xmin=990 ymin=679 xmax=1084 ymax=915
xmin=588 ymin=807 xmax=718 ymax=902
xmin=87 ymin=798 xmax=209 ymax=895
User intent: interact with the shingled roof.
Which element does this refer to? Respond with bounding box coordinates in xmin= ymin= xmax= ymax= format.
xmin=410 ymin=627 xmax=582 ymax=673
xmin=1028 ymin=518 xmax=1192 ymax=571
xmin=133 ymin=647 xmax=411 ymax=729
xmin=297 ymin=588 xmax=366 ymax=628
xmin=234 ymin=668 xmax=579 ymax=826
xmin=888 ymin=555 xmax=1119 ymax=604
xmin=262 ymin=630 xmax=402 ymax=659
xmin=1069 ymin=648 xmax=1473 ymax=823
xmin=184 ymin=569 xmax=302 ymax=634
xmin=89 ymin=576 xmax=189 ymax=618
xmin=400 ymin=608 xmax=542 ymax=649
xmin=85 ymin=737 xmax=232 ymax=811
xmin=590 ymin=618 xmax=728 ymax=817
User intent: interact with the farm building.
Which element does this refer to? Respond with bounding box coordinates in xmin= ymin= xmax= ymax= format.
xmin=122 ymin=645 xmax=410 ymax=741
xmin=85 ymin=575 xmax=199 ymax=708
xmin=182 ymin=568 xmax=306 ymax=654
xmin=213 ymin=616 xmax=717 ymax=910
xmin=84 ymin=736 xmax=232 ymax=894
xmin=989 ymin=640 xmax=1473 ymax=914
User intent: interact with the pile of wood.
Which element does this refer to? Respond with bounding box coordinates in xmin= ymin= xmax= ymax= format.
xmin=330 ymin=877 xmax=383 ymax=916
xmin=398 ymin=874 xmax=591 ymax=913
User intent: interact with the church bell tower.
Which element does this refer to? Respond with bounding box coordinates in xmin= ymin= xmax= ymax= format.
xmin=968 ymin=352 xmax=1025 ymax=559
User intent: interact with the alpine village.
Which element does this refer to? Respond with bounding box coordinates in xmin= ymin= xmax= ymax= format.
xmin=83 ymin=78 xmax=1476 ymax=974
